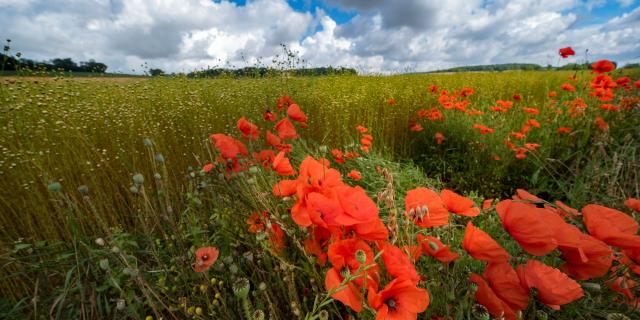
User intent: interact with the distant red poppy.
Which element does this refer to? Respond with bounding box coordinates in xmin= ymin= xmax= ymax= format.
xmin=275 ymin=118 xmax=298 ymax=139
xmin=557 ymin=127 xmax=572 ymax=134
xmin=434 ymin=132 xmax=444 ymax=145
xmin=388 ymin=98 xmax=396 ymax=106
xmin=561 ymin=83 xmax=576 ymax=92
xmin=599 ymin=104 xmax=620 ymax=112
xmin=635 ymin=80 xmax=640 ymax=89
xmin=246 ymin=211 xmax=267 ymax=233
xmin=559 ymin=47 xmax=575 ymax=58
xmin=367 ymin=277 xmax=429 ymax=320
xmin=417 ymin=234 xmax=460 ymax=263
xmin=524 ymin=143 xmax=541 ymax=151
xmin=472 ymin=124 xmax=494 ymax=134
xmin=522 ymin=107 xmax=539 ymax=115
xmin=210 ymin=133 xmax=248 ymax=160
xmin=594 ymin=116 xmax=609 ymax=131
xmin=626 ymin=198 xmax=640 ymax=213
xmin=356 ymin=125 xmax=368 ymax=133
xmin=194 ymin=247 xmax=219 ymax=272
xmin=347 ymin=170 xmax=362 ymax=181
xmin=441 ymin=189 xmax=480 ymax=217
xmin=591 ymin=60 xmax=615 ymax=74
xmin=272 ymin=151 xmax=295 ymax=176
xmin=516 ymin=260 xmax=584 ymax=310
xmin=482 ymin=199 xmax=494 ymax=210
xmin=513 ymin=94 xmax=522 ymax=101
xmin=263 ymin=110 xmax=277 ymax=121
xmin=463 ymin=222 xmax=510 ymax=263
xmin=202 ymin=163 xmax=214 ymax=173
xmin=287 ymin=104 xmax=308 ymax=123
xmin=548 ymin=91 xmax=557 ymax=97
xmin=405 ymin=187 xmax=449 ymax=227
xmin=409 ymin=123 xmax=423 ymax=132
xmin=331 ymin=149 xmax=345 ymax=164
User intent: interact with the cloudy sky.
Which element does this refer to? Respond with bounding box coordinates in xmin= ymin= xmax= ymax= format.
xmin=1 ymin=0 xmax=638 ymax=74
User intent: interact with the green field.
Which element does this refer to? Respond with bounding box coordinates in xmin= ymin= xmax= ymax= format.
xmin=1 ymin=70 xmax=639 ymax=319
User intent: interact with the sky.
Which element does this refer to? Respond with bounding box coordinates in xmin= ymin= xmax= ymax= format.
xmin=0 ymin=0 xmax=638 ymax=74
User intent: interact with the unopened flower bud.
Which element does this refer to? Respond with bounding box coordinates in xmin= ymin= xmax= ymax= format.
xmin=355 ymin=249 xmax=367 ymax=264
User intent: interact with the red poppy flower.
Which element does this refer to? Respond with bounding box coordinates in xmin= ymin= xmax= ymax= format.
xmin=254 ymin=149 xmax=275 ymax=168
xmin=554 ymin=200 xmax=580 ymax=217
xmin=472 ymin=124 xmax=494 ymax=134
xmin=275 ymin=118 xmax=298 ymax=140
xmin=434 ymin=132 xmax=444 ymax=145
xmin=522 ymin=107 xmax=539 ymax=115
xmin=388 ymin=98 xmax=396 ymax=106
xmin=483 ymin=262 xmax=529 ymax=312
xmin=560 ymin=232 xmax=613 ymax=280
xmin=559 ymin=47 xmax=575 ymax=58
xmin=381 ymin=243 xmax=420 ymax=284
xmin=626 ymin=198 xmax=640 ymax=213
xmin=524 ymin=143 xmax=541 ymax=151
xmin=210 ymin=133 xmax=248 ymax=160
xmin=561 ymin=83 xmax=576 ymax=92
xmin=237 ymin=117 xmax=259 ymax=140
xmin=527 ymin=119 xmax=540 ymax=128
xmin=463 ymin=222 xmax=510 ymax=263
xmin=277 ymin=95 xmax=292 ymax=110
xmin=331 ymin=149 xmax=345 ymax=164
xmin=516 ymin=260 xmax=584 ymax=310
xmin=635 ymin=80 xmax=640 ymax=89
xmin=482 ymin=199 xmax=494 ymax=211
xmin=599 ymin=104 xmax=620 ymax=112
xmin=367 ymin=277 xmax=429 ymax=320
xmin=469 ymin=273 xmax=518 ymax=320
xmin=269 ymin=222 xmax=286 ymax=253
xmin=266 ymin=130 xmax=281 ymax=148
xmin=272 ymin=151 xmax=295 ymax=176
xmin=326 ymin=238 xmax=379 ymax=312
xmin=263 ymin=110 xmax=277 ymax=121
xmin=347 ymin=170 xmax=362 ymax=181
xmin=405 ymin=188 xmax=448 ymax=227
xmin=594 ymin=116 xmax=609 ymax=131
xmin=356 ymin=125 xmax=368 ymax=133
xmin=304 ymin=226 xmax=331 ymax=266
xmin=583 ymin=204 xmax=640 ymax=249
xmin=557 ymin=127 xmax=572 ymax=134
xmin=410 ymin=123 xmax=423 ymax=132
xmin=246 ymin=211 xmax=267 ymax=233
xmin=441 ymin=189 xmax=480 ymax=217
xmin=202 ymin=163 xmax=214 ymax=173
xmin=496 ymin=200 xmax=557 ymax=256
xmin=351 ymin=217 xmax=389 ymax=241
xmin=287 ymin=103 xmax=307 ymax=123
xmin=607 ymin=276 xmax=638 ymax=304
xmin=513 ymin=94 xmax=522 ymax=101
xmin=194 ymin=247 xmax=219 ymax=272
xmin=591 ymin=60 xmax=615 ymax=74
xmin=417 ymin=234 xmax=459 ymax=263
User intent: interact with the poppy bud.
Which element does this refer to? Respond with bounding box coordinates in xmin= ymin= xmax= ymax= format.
xmin=249 ymin=166 xmax=259 ymax=174
xmin=99 ymin=258 xmax=109 ymax=270
xmin=233 ymin=278 xmax=250 ymax=298
xmin=195 ymin=307 xmax=203 ymax=316
xmin=318 ymin=310 xmax=329 ymax=320
xmin=94 ymin=238 xmax=105 ymax=246
xmin=318 ymin=145 xmax=328 ymax=153
xmin=355 ymin=249 xmax=367 ymax=264
xmin=229 ymin=264 xmax=239 ymax=274
xmin=78 ymin=185 xmax=89 ymax=195
xmin=258 ymin=282 xmax=267 ymax=291
xmin=132 ymin=173 xmax=144 ymax=185
xmin=154 ymin=173 xmax=161 ymax=180
xmin=129 ymin=186 xmax=139 ymax=194
xmin=143 ymin=138 xmax=153 ymax=146
xmin=47 ymin=181 xmax=62 ymax=192
xmin=154 ymin=153 xmax=165 ymax=163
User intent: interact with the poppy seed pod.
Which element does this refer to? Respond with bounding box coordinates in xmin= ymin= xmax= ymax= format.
xmin=94 ymin=237 xmax=105 ymax=246
xmin=132 ymin=173 xmax=144 ymax=185
xmin=318 ymin=145 xmax=328 ymax=153
xmin=143 ymin=138 xmax=153 ymax=146
xmin=233 ymin=278 xmax=250 ymax=298
xmin=77 ymin=185 xmax=89 ymax=195
xmin=355 ymin=249 xmax=367 ymax=264
xmin=252 ymin=310 xmax=265 ymax=320
xmin=47 ymin=181 xmax=62 ymax=192
xmin=318 ymin=310 xmax=329 ymax=320
xmin=116 ymin=299 xmax=125 ymax=311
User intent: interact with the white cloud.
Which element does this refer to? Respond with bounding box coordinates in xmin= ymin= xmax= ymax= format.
xmin=0 ymin=0 xmax=638 ymax=74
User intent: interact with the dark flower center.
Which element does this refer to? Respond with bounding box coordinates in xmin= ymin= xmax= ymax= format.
xmin=202 ymin=254 xmax=209 ymax=261
xmin=386 ymin=298 xmax=397 ymax=310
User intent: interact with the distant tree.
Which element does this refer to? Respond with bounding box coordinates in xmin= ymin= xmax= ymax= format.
xmin=51 ymin=58 xmax=78 ymax=71
xmin=149 ymin=68 xmax=165 ymax=77
xmin=80 ymin=59 xmax=107 ymax=73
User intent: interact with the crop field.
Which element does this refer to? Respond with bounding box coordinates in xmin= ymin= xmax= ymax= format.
xmin=1 ymin=66 xmax=640 ymax=319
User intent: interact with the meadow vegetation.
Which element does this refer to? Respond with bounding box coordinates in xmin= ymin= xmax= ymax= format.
xmin=0 ymin=61 xmax=639 ymax=319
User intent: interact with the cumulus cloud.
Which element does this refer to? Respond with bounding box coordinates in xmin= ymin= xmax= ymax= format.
xmin=0 ymin=0 xmax=638 ymax=74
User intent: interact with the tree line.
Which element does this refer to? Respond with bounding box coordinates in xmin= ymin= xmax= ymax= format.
xmin=1 ymin=54 xmax=108 ymax=73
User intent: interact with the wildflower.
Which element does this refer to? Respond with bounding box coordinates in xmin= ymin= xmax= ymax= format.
xmin=356 ymin=125 xmax=368 ymax=133
xmin=210 ymin=134 xmax=248 ymax=160
xmin=441 ymin=189 xmax=480 ymax=217
xmin=582 ymin=204 xmax=640 ymax=250
xmin=272 ymin=151 xmax=295 ymax=176
xmin=434 ymin=132 xmax=444 ymax=145
xmin=405 ymin=187 xmax=448 ymax=227
xmin=469 ymin=273 xmax=518 ymax=320
xmin=557 ymin=127 xmax=572 ymax=134
xmin=417 ymin=234 xmax=459 ymax=263
xmin=409 ymin=123 xmax=423 ymax=132
xmin=496 ymin=200 xmax=558 ymax=256
xmin=524 ymin=143 xmax=541 ymax=151
xmin=482 ymin=199 xmax=494 ymax=210
xmin=381 ymin=243 xmax=420 ymax=284
xmin=472 ymin=124 xmax=494 ymax=134
xmin=347 ymin=170 xmax=362 ymax=181
xmin=516 ymin=260 xmax=584 ymax=310
xmin=367 ymin=277 xmax=429 ymax=320
xmin=463 ymin=222 xmax=510 ymax=263
xmin=202 ymin=163 xmax=214 ymax=173
xmin=625 ymin=198 xmax=640 ymax=213
xmin=275 ymin=118 xmax=298 ymax=140
xmin=591 ymin=60 xmax=616 ymax=74
xmin=287 ymin=104 xmax=308 ymax=123
xmin=513 ymin=94 xmax=522 ymax=101
xmin=526 ymin=119 xmax=540 ymax=128
xmin=331 ymin=149 xmax=345 ymax=164
xmin=522 ymin=107 xmax=539 ymax=115
xmin=594 ymin=117 xmax=609 ymax=131
xmin=561 ymin=83 xmax=576 ymax=92
xmin=560 ymin=232 xmax=612 ymax=280
xmin=194 ymin=247 xmax=219 ymax=272
xmin=237 ymin=117 xmax=259 ymax=140
xmin=246 ymin=212 xmax=267 ymax=233
xmin=263 ymin=110 xmax=277 ymax=121
xmin=559 ymin=47 xmax=575 ymax=58
xmin=388 ymin=98 xmax=396 ymax=106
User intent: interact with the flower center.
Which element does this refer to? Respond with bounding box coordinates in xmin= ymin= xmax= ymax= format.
xmin=202 ymin=254 xmax=209 ymax=261
xmin=386 ymin=298 xmax=397 ymax=310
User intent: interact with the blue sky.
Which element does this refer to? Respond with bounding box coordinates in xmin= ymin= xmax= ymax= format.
xmin=1 ymin=0 xmax=638 ymax=73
